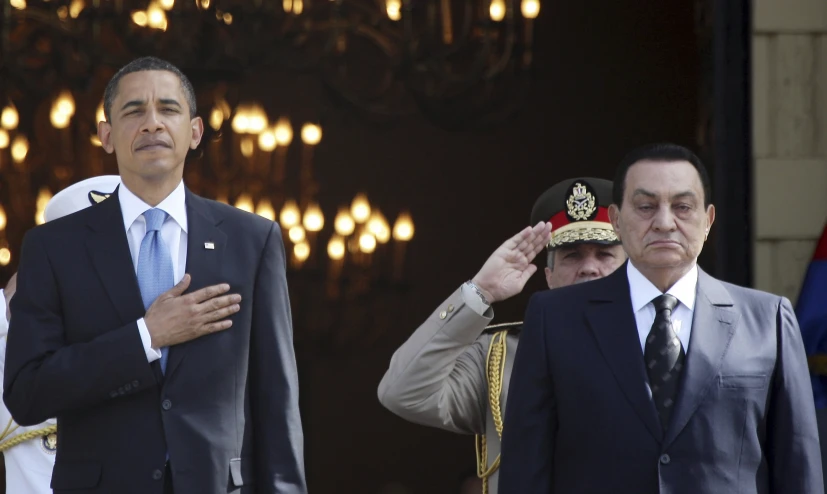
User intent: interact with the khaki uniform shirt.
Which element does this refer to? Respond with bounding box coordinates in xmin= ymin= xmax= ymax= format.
xmin=378 ymin=286 xmax=520 ymax=494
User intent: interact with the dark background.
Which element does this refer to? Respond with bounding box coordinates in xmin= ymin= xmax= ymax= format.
xmin=0 ymin=0 xmax=717 ymax=492
xmin=292 ymin=1 xmax=701 ymax=492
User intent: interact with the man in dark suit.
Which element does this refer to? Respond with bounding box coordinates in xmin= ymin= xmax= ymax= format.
xmin=3 ymin=57 xmax=307 ymax=494
xmin=498 ymin=143 xmax=823 ymax=494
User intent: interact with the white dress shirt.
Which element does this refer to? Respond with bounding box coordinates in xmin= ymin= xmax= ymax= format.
xmin=627 ymin=261 xmax=697 ymax=354
xmin=118 ymin=180 xmax=188 ymax=362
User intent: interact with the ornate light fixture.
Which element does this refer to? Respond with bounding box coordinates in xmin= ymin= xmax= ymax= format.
xmin=0 ymin=88 xmax=418 ymax=268
xmin=0 ymin=93 xmax=417 ymax=353
xmin=201 ymin=99 xmax=415 ymax=277
xmin=3 ymin=0 xmax=540 ymax=129
xmin=1 ymin=0 xmax=426 ymax=353
xmin=203 ymin=101 xmax=416 ymax=352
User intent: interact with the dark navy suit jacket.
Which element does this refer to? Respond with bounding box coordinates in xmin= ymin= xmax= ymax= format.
xmin=4 ymin=187 xmax=307 ymax=494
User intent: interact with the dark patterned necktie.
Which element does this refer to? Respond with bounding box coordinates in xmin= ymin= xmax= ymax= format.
xmin=644 ymin=294 xmax=684 ymax=431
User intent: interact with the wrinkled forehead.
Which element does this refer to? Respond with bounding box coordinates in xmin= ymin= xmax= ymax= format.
xmin=113 ymin=70 xmax=186 ymax=107
xmin=624 ymin=160 xmax=704 ymax=199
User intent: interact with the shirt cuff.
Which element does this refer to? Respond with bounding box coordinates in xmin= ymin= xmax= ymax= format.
xmin=137 ymin=318 xmax=162 ymax=363
xmin=461 ymin=283 xmax=491 ymax=316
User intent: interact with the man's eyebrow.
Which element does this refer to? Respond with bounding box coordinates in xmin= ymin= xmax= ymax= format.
xmin=119 ymin=99 xmax=182 ymax=112
xmin=671 ymin=190 xmax=697 ymax=201
xmin=631 ymin=188 xmax=656 ymax=198
xmin=631 ymin=189 xmax=698 ymax=201
xmin=120 ymin=100 xmax=145 ymax=112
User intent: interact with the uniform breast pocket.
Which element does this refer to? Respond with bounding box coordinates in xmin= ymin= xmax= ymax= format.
xmin=718 ymin=374 xmax=769 ymax=389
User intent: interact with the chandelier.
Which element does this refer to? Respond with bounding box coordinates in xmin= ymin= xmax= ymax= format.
xmin=1 ymin=0 xmax=427 ymax=353
xmin=198 ymin=101 xmax=415 ymax=265
xmin=0 ymin=99 xmax=417 ymax=353
xmin=194 ymin=100 xmax=417 ymax=353
xmin=2 ymin=0 xmax=540 ymax=129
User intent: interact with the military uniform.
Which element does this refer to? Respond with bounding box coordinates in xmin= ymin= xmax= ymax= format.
xmin=378 ymin=178 xmax=619 ymax=494
xmin=0 ymin=175 xmax=119 ymax=494
xmin=0 ymin=293 xmax=57 ymax=494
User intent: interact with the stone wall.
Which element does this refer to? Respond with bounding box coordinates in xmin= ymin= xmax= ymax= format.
xmin=752 ymin=0 xmax=827 ymax=302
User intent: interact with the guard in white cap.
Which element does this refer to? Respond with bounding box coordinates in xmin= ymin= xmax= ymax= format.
xmin=0 ymin=175 xmax=119 ymax=494
xmin=44 ymin=175 xmax=121 ymax=223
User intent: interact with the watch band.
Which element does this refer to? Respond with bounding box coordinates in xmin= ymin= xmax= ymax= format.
xmin=465 ymin=280 xmax=490 ymax=306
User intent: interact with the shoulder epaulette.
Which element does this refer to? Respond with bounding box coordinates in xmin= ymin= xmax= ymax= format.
xmin=482 ymin=321 xmax=523 ymax=335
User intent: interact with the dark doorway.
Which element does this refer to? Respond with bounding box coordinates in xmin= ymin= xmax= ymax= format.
xmin=696 ymin=0 xmax=753 ymax=286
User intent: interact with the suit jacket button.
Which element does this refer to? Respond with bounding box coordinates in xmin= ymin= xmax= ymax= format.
xmin=109 ymin=391 xmax=118 ymax=398
xmin=132 ymin=380 xmax=140 ymax=387
xmin=152 ymin=469 xmax=163 ymax=480
xmin=659 ymin=454 xmax=671 ymax=465
xmin=162 ymin=399 xmax=172 ymax=411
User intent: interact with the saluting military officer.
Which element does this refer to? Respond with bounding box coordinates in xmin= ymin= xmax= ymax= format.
xmin=377 ymin=177 xmax=627 ymax=494
xmin=0 ymin=175 xmax=120 ymax=494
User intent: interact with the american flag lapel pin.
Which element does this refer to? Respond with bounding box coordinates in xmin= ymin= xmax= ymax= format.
xmin=204 ymin=242 xmax=215 ymax=250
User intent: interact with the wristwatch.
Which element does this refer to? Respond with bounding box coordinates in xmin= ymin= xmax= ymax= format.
xmin=465 ymin=280 xmax=490 ymax=306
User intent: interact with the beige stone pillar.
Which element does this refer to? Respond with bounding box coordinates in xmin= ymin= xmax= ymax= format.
xmin=752 ymin=0 xmax=827 ymax=302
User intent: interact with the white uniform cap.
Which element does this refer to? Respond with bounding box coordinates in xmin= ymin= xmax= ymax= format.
xmin=43 ymin=175 xmax=121 ymax=223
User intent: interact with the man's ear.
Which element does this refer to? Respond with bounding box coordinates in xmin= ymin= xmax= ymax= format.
xmin=608 ymin=204 xmax=622 ymax=242
xmin=99 ymin=121 xmax=115 ymax=154
xmin=705 ymin=204 xmax=715 ymax=239
xmin=189 ymin=116 xmax=204 ymax=149
xmin=544 ymin=266 xmax=554 ymax=289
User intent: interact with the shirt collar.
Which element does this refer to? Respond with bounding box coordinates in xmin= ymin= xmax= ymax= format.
xmin=118 ymin=180 xmax=188 ymax=233
xmin=627 ymin=261 xmax=698 ymax=313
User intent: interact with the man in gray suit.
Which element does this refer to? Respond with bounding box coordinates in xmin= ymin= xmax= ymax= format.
xmin=378 ymin=178 xmax=626 ymax=494
xmin=499 ymin=143 xmax=823 ymax=494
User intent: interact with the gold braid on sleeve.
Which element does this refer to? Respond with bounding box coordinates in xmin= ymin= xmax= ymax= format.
xmin=0 ymin=417 xmax=57 ymax=453
xmin=476 ymin=329 xmax=508 ymax=494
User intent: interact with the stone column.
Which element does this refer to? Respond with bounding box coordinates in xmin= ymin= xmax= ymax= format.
xmin=752 ymin=0 xmax=827 ymax=303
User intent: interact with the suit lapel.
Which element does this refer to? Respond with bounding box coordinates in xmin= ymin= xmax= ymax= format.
xmin=85 ymin=187 xmax=146 ymax=325
xmin=663 ymin=269 xmax=738 ymax=447
xmin=585 ymin=265 xmax=663 ymax=443
xmin=163 ymin=189 xmax=226 ymax=380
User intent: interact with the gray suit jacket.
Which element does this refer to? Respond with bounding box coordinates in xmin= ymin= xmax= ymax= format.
xmin=378 ymin=288 xmax=519 ymax=494
xmin=499 ymin=263 xmax=824 ymax=494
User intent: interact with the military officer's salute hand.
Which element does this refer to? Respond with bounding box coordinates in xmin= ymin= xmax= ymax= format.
xmin=144 ymin=274 xmax=240 ymax=348
xmin=471 ymin=221 xmax=552 ymax=304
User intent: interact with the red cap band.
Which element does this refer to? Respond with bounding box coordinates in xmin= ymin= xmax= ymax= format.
xmin=549 ymin=206 xmax=611 ymax=232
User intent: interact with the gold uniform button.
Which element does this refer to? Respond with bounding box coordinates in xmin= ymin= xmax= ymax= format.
xmin=447 ymin=304 xmax=454 ymax=313
xmin=439 ymin=311 xmax=447 ymax=319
